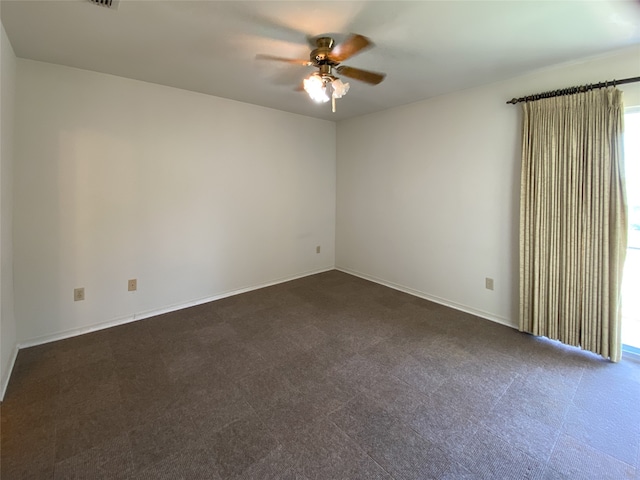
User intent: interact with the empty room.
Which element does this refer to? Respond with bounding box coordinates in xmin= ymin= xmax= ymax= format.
xmin=1 ymin=1 xmax=640 ymax=479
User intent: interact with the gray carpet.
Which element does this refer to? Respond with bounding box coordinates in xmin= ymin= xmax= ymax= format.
xmin=2 ymin=270 xmax=639 ymax=479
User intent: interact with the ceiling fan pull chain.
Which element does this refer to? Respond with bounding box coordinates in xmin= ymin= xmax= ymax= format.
xmin=332 ymin=96 xmax=336 ymax=113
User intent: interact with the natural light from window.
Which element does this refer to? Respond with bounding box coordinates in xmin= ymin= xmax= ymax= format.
xmin=622 ymin=107 xmax=640 ymax=351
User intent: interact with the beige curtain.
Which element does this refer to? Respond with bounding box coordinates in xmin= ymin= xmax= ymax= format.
xmin=519 ymin=87 xmax=627 ymax=362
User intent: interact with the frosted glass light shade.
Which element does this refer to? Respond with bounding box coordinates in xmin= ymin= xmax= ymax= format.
xmin=304 ymin=75 xmax=330 ymax=103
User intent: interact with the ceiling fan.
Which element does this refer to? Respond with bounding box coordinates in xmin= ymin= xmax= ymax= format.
xmin=257 ymin=34 xmax=386 ymax=112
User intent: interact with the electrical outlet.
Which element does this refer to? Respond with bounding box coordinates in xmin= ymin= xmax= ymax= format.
xmin=74 ymin=287 xmax=85 ymax=301
xmin=316 ymin=245 xmax=321 ymax=254
xmin=128 ymin=279 xmax=137 ymax=291
xmin=485 ymin=277 xmax=494 ymax=291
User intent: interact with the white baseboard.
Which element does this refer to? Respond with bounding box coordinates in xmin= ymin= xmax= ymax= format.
xmin=17 ymin=266 xmax=335 ymax=350
xmin=5 ymin=265 xmax=517 ymax=400
xmin=1 ymin=343 xmax=19 ymax=401
xmin=336 ymin=266 xmax=517 ymax=330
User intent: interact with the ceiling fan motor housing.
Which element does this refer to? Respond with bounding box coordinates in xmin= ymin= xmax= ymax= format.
xmin=311 ymin=37 xmax=338 ymax=66
xmin=257 ymin=33 xmax=385 ymax=88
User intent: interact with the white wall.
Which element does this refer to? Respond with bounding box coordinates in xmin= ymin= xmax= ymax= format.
xmin=336 ymin=46 xmax=640 ymax=328
xmin=14 ymin=60 xmax=336 ymax=343
xmin=1 ymin=23 xmax=18 ymax=398
xmin=8 ymin=44 xmax=640 ymax=358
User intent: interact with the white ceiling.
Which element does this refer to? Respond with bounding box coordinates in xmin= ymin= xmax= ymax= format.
xmin=2 ymin=0 xmax=640 ymax=121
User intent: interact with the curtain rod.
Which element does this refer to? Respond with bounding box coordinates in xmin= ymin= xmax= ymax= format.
xmin=506 ymin=76 xmax=640 ymax=105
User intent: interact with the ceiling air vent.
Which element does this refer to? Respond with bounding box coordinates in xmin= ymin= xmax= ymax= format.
xmin=88 ymin=0 xmax=120 ymax=9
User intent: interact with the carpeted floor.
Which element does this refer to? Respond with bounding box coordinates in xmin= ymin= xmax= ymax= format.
xmin=2 ymin=270 xmax=640 ymax=479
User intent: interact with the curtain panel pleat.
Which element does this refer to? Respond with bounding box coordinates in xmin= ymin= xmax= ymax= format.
xmin=519 ymin=88 xmax=627 ymax=362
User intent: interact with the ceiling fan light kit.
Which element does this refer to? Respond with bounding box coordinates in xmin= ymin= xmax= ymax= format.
xmin=303 ymin=74 xmax=350 ymax=112
xmin=258 ymin=34 xmax=386 ymax=113
xmin=303 ymin=74 xmax=329 ymax=103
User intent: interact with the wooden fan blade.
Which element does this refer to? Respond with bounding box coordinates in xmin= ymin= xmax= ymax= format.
xmin=329 ymin=34 xmax=372 ymax=63
xmin=336 ymin=66 xmax=386 ymax=85
xmin=256 ymin=54 xmax=312 ymax=66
